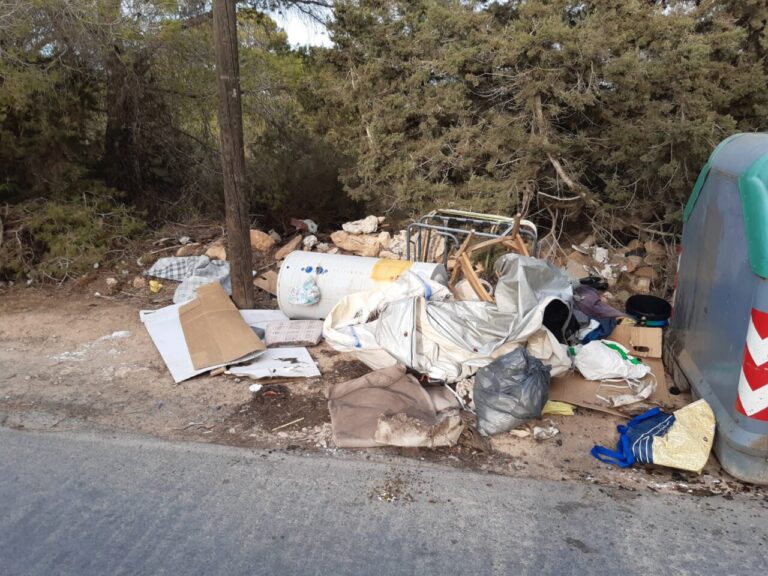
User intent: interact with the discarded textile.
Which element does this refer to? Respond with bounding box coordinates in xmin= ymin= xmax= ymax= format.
xmin=580 ymin=318 xmax=618 ymax=344
xmin=289 ymin=276 xmax=321 ymax=306
xmin=473 ymin=348 xmax=551 ymax=437
xmin=265 ymin=320 xmax=324 ymax=347
xmin=591 ymin=399 xmax=715 ymax=473
xmin=326 ymin=365 xmax=463 ymax=448
xmin=573 ymin=285 xmax=625 ymax=320
xmin=146 ymin=255 xmax=230 ymax=304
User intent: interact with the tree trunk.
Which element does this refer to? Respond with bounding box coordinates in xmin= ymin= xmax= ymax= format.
xmin=213 ymin=0 xmax=254 ymax=308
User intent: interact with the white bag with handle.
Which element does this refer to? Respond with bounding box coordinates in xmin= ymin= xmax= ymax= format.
xmin=574 ymin=340 xmax=655 ymax=407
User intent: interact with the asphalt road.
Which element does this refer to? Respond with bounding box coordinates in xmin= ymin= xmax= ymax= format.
xmin=0 ymin=427 xmax=765 ymax=576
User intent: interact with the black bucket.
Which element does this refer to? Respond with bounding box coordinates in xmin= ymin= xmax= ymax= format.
xmin=625 ymin=295 xmax=672 ymax=324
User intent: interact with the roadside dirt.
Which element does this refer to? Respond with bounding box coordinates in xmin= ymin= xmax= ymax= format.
xmin=0 ymin=283 xmax=764 ymax=500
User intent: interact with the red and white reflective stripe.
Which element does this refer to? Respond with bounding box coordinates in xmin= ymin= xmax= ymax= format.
xmin=736 ymin=309 xmax=768 ymax=420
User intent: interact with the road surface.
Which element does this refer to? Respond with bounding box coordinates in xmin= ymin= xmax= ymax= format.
xmin=0 ymin=427 xmax=765 ymax=575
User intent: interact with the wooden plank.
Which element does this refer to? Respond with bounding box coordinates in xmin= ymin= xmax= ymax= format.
xmin=449 ymin=231 xmax=475 ymax=287
xmin=459 ymin=253 xmax=493 ymax=302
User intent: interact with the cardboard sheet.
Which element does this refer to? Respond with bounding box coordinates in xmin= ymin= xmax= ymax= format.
xmin=140 ymin=296 xmax=284 ymax=384
xmin=226 ymin=347 xmax=321 ymax=379
xmin=179 ymin=283 xmax=265 ymax=370
xmin=549 ymin=358 xmax=671 ymax=418
xmin=611 ymin=325 xmax=662 ymax=358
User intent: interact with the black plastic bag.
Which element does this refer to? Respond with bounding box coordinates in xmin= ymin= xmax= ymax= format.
xmin=474 ymin=348 xmax=551 ymax=436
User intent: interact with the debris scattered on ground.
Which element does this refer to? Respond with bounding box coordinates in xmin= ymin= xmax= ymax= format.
xmin=275 ymin=235 xmax=303 ymax=260
xmin=250 ymin=229 xmax=276 ymax=253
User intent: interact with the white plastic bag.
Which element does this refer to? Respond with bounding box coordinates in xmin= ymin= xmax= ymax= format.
xmin=574 ymin=340 xmax=650 ymax=381
xmin=574 ymin=340 xmax=655 ymax=407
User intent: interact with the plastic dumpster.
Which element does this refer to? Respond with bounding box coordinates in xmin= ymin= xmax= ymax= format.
xmin=666 ymin=133 xmax=768 ymax=484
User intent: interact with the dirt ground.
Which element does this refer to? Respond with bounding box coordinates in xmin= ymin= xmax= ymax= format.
xmin=0 ymin=282 xmax=764 ymax=501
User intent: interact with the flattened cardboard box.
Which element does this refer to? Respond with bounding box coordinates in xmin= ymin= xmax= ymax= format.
xmin=180 ymin=283 xmax=265 ymax=370
xmin=610 ymin=325 xmax=662 ymax=358
xmin=549 ymin=358 xmax=672 ymax=418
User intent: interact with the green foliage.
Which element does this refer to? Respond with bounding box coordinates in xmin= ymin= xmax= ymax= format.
xmin=326 ymin=0 xmax=768 ymax=230
xmin=0 ymin=184 xmax=146 ymax=281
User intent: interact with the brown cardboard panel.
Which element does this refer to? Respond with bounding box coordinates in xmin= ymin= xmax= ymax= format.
xmin=550 ymin=358 xmax=670 ymax=418
xmin=253 ymin=270 xmax=278 ymax=295
xmin=611 ymin=325 xmax=662 ymax=358
xmin=179 ymin=283 xmax=265 ymax=370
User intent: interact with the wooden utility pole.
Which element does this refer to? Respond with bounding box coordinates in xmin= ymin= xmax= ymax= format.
xmin=213 ymin=0 xmax=254 ymax=308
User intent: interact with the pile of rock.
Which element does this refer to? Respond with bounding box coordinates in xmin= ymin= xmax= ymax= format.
xmin=564 ymin=236 xmax=672 ymax=299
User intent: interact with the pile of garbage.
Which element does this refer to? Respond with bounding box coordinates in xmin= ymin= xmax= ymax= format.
xmin=137 ymin=212 xmax=714 ymax=476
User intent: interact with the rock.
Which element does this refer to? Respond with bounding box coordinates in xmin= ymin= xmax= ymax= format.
xmin=634 ymin=266 xmax=658 ymax=280
xmin=644 ymin=252 xmax=666 ymax=266
xmin=327 ymin=247 xmax=339 ymax=254
xmin=624 ymin=255 xmax=644 ymax=273
xmin=303 ymin=235 xmax=318 ymax=249
xmin=377 ymin=231 xmax=391 ymax=249
xmin=315 ymin=242 xmax=331 ymax=253
xmin=565 ymin=250 xmax=592 ymax=279
xmin=379 ymin=250 xmax=401 ymax=260
xmin=644 ymin=240 xmax=666 ymax=256
xmin=205 ymin=243 xmax=227 ymax=261
xmin=250 ymin=229 xmax=276 ymax=252
xmin=268 ymin=230 xmax=281 ymax=243
xmin=175 ymin=243 xmax=201 ymax=257
xmin=105 ymin=277 xmax=119 ymax=294
xmin=626 ymin=239 xmax=644 ymax=252
xmin=388 ymin=231 xmax=409 ymax=257
xmin=275 ymin=235 xmax=303 ymax=260
xmin=178 ymin=235 xmax=192 ymax=245
xmin=342 ymin=215 xmax=379 ymax=235
xmin=592 ymin=246 xmax=609 ymax=264
xmin=330 ymin=230 xmax=382 ymax=257
xmin=629 ymin=276 xmax=651 ymax=294
xmin=132 ymin=276 xmax=147 ymax=290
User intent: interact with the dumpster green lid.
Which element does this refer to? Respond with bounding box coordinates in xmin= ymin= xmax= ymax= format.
xmin=740 ymin=154 xmax=768 ymax=279
xmin=684 ymin=134 xmax=768 ymax=279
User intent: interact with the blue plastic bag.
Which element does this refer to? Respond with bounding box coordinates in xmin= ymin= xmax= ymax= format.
xmin=591 ymin=407 xmax=675 ymax=468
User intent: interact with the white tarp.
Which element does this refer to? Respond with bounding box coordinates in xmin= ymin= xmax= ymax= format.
xmin=324 ymin=254 xmax=573 ymax=382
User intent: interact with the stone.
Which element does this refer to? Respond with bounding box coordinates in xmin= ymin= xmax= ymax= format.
xmin=274 ymin=235 xmax=303 ymax=260
xmin=105 ymin=277 xmax=119 ymax=294
xmin=644 ymin=240 xmax=666 ymax=256
xmin=315 ymin=242 xmax=331 ymax=253
xmin=379 ymin=250 xmax=401 ymax=260
xmin=592 ymin=246 xmax=609 ymax=264
xmin=377 ymin=231 xmax=391 ymax=249
xmin=342 ymin=215 xmax=379 ymax=235
xmin=175 ymin=243 xmax=201 ymax=257
xmin=644 ymin=252 xmax=666 ymax=266
xmin=330 ymin=230 xmax=382 ymax=257
xmin=205 ymin=243 xmax=227 ymax=261
xmin=624 ymin=255 xmax=644 ymax=273
xmin=303 ymin=235 xmax=318 ymax=249
xmin=250 ymin=229 xmax=276 ymax=252
xmin=629 ymin=275 xmax=651 ymax=294
xmin=268 ymin=230 xmax=281 ymax=243
xmin=132 ymin=276 xmax=147 ymax=290
xmin=626 ymin=239 xmax=644 ymax=252
xmin=634 ymin=266 xmax=658 ymax=280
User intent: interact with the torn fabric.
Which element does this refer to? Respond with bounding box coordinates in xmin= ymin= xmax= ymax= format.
xmin=146 ymin=255 xmax=231 ymax=304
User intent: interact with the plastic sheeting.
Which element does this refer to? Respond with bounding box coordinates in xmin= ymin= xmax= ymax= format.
xmin=324 ymin=254 xmax=573 ymax=382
